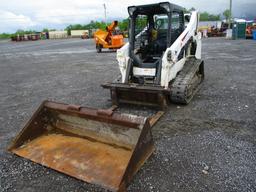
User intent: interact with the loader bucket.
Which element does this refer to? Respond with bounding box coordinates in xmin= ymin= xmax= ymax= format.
xmin=8 ymin=101 xmax=154 ymax=191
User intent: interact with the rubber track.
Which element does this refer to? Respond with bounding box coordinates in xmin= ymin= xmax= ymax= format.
xmin=170 ymin=57 xmax=204 ymax=104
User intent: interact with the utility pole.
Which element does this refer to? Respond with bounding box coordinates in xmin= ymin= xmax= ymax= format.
xmin=103 ymin=3 xmax=107 ymax=24
xmin=229 ymin=0 xmax=232 ymax=28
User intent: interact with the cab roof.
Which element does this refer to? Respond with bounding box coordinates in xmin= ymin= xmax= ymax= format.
xmin=128 ymin=2 xmax=184 ymax=16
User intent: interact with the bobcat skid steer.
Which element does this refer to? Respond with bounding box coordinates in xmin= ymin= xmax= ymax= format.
xmin=102 ymin=2 xmax=204 ymax=109
xmin=8 ymin=2 xmax=203 ymax=192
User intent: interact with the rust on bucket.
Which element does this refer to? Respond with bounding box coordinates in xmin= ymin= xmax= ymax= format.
xmin=8 ymin=101 xmax=155 ymax=191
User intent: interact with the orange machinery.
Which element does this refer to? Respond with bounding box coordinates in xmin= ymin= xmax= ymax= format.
xmin=246 ymin=24 xmax=256 ymax=39
xmin=94 ymin=21 xmax=124 ymax=52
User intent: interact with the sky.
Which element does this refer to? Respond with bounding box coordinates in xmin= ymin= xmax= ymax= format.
xmin=0 ymin=0 xmax=255 ymax=33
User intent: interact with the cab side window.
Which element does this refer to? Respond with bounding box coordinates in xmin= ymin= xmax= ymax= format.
xmin=171 ymin=12 xmax=180 ymax=30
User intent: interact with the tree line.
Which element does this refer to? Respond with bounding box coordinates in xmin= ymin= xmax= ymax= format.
xmin=64 ymin=19 xmax=129 ymax=35
xmin=0 ymin=9 xmax=231 ymax=39
xmin=58 ymin=8 xmax=228 ymax=32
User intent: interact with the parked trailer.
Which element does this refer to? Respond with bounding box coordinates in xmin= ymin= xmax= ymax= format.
xmin=71 ymin=30 xmax=89 ymax=38
xmin=49 ymin=31 xmax=68 ymax=39
xmin=11 ymin=34 xmax=40 ymax=41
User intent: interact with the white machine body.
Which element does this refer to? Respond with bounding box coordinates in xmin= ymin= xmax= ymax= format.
xmin=117 ymin=11 xmax=201 ymax=88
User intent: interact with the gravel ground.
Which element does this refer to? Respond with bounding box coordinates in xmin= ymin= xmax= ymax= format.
xmin=0 ymin=38 xmax=255 ymax=192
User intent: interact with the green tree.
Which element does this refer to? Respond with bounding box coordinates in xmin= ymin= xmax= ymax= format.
xmin=65 ymin=25 xmax=72 ymax=35
xmin=199 ymin=12 xmax=220 ymax=21
xmin=223 ymin=9 xmax=231 ymax=21
xmin=119 ymin=18 xmax=129 ymax=31
xmin=200 ymin=12 xmax=209 ymax=21
xmin=65 ymin=21 xmax=108 ymax=32
xmin=209 ymin=14 xmax=220 ymax=21
xmin=0 ymin=33 xmax=12 ymax=39
xmin=15 ymin=29 xmax=36 ymax=35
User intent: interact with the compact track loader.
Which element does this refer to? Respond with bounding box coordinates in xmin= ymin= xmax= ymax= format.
xmin=102 ymin=2 xmax=204 ymax=109
xmin=9 ymin=2 xmax=204 ymax=192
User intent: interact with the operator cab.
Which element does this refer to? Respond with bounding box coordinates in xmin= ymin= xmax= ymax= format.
xmin=128 ymin=2 xmax=185 ymax=84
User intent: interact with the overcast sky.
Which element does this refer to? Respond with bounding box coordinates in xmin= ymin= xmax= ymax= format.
xmin=0 ymin=0 xmax=255 ymax=33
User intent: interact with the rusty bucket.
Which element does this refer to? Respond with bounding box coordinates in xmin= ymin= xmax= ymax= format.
xmin=8 ymin=101 xmax=155 ymax=191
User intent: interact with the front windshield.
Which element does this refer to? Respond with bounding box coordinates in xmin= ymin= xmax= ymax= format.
xmin=155 ymin=13 xmax=180 ymax=30
xmin=135 ymin=15 xmax=148 ymax=36
xmin=155 ymin=16 xmax=168 ymax=30
xmin=132 ymin=13 xmax=169 ymax=58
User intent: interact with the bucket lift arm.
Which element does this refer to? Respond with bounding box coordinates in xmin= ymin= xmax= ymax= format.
xmin=161 ymin=11 xmax=201 ymax=88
